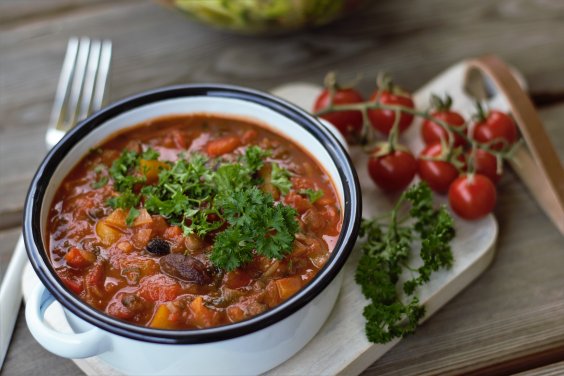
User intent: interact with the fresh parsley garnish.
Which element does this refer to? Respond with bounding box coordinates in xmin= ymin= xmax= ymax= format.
xmin=125 ymin=207 xmax=140 ymax=226
xmin=241 ymin=145 xmax=271 ymax=173
xmin=270 ymin=162 xmax=292 ymax=195
xmin=92 ymin=176 xmax=109 ymax=189
xmin=211 ymin=187 xmax=299 ymax=271
xmin=102 ymin=144 xmax=299 ymax=271
xmin=91 ymin=164 xmax=108 ymax=189
xmin=141 ymin=147 xmax=159 ymax=160
xmin=355 ymin=182 xmax=455 ymax=343
xmin=109 ymin=150 xmax=146 ymax=193
xmin=299 ymin=188 xmax=324 ymax=203
xmin=107 ymin=190 xmax=140 ymax=210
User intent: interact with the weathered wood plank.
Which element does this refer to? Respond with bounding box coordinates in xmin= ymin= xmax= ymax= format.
xmin=516 ymin=360 xmax=564 ymax=376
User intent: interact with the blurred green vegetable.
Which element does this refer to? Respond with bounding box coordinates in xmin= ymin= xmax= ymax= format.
xmin=165 ymin=0 xmax=362 ymax=34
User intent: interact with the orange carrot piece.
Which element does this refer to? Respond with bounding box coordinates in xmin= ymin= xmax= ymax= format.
xmin=205 ymin=136 xmax=241 ymax=157
xmin=275 ymin=277 xmax=302 ymax=301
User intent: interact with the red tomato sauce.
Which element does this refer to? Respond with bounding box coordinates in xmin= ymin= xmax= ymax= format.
xmin=47 ymin=114 xmax=342 ymax=329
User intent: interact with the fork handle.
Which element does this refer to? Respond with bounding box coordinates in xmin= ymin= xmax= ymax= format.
xmin=466 ymin=55 xmax=564 ymax=235
xmin=0 ymin=235 xmax=26 ymax=368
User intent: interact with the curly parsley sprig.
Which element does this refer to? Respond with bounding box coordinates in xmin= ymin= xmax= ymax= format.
xmin=355 ymin=182 xmax=455 ymax=343
xmin=98 ymin=145 xmax=299 ymax=271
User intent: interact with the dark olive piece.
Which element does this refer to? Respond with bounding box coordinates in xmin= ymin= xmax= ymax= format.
xmin=146 ymin=238 xmax=170 ymax=255
xmin=160 ymin=253 xmax=212 ymax=285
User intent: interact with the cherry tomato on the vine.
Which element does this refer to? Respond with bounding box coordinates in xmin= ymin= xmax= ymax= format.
xmin=367 ymin=90 xmax=415 ymax=135
xmin=472 ymin=110 xmax=518 ymax=151
xmin=448 ymin=174 xmax=497 ymax=220
xmin=417 ymin=143 xmax=464 ymax=195
xmin=472 ymin=149 xmax=502 ymax=184
xmin=313 ymin=88 xmax=364 ymax=140
xmin=422 ymin=111 xmax=467 ymax=147
xmin=367 ymin=146 xmax=417 ymax=192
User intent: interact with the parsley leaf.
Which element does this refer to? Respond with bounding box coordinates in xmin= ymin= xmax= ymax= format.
xmin=141 ymin=154 xmax=216 ymax=236
xmin=141 ymin=147 xmax=159 ymax=160
xmin=91 ymin=164 xmax=108 ymax=189
xmin=125 ymin=207 xmax=140 ymax=226
xmin=214 ymin=163 xmax=253 ymax=193
xmin=299 ymin=188 xmax=324 ymax=203
xmin=241 ymin=145 xmax=271 ymax=173
xmin=270 ymin=163 xmax=292 ymax=195
xmin=355 ymin=182 xmax=455 ymax=343
xmin=107 ymin=190 xmax=140 ymax=210
xmin=91 ymin=176 xmax=109 ymax=189
xmin=211 ymin=187 xmax=299 ymax=271
xmin=109 ymin=150 xmax=143 ymax=192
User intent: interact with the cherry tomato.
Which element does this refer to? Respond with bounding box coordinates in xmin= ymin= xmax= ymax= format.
xmin=422 ymin=111 xmax=467 ymax=147
xmin=313 ymin=88 xmax=364 ymax=140
xmin=417 ymin=143 xmax=463 ymax=194
xmin=448 ymin=174 xmax=497 ymax=220
xmin=367 ymin=147 xmax=417 ymax=192
xmin=367 ymin=90 xmax=415 ymax=135
xmin=472 ymin=149 xmax=502 ymax=184
xmin=473 ymin=110 xmax=518 ymax=151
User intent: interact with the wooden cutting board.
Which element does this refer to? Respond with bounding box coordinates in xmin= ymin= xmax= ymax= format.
xmin=23 ymin=60 xmax=513 ymax=375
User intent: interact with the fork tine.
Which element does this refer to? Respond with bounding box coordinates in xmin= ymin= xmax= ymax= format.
xmin=77 ymin=40 xmax=101 ymax=122
xmin=45 ymin=37 xmax=112 ymax=150
xmin=48 ymin=38 xmax=79 ymax=131
xmin=65 ymin=37 xmax=91 ymax=130
xmin=92 ymin=40 xmax=112 ymax=112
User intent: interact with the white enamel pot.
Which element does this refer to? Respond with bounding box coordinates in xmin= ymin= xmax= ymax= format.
xmin=24 ymin=84 xmax=362 ymax=375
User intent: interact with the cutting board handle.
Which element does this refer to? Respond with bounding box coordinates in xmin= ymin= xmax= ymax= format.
xmin=465 ymin=55 xmax=564 ymax=235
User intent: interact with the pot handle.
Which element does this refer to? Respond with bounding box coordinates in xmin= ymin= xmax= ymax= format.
xmin=25 ymin=283 xmax=111 ymax=358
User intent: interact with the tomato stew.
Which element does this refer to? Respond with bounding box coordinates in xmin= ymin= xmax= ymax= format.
xmin=47 ymin=114 xmax=342 ymax=330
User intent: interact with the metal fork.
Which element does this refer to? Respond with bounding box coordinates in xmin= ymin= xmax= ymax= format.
xmin=46 ymin=37 xmax=112 ymax=148
xmin=0 ymin=37 xmax=112 ymax=370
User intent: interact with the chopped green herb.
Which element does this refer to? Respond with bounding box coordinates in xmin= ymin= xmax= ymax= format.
xmin=107 ymin=191 xmax=140 ymax=210
xmin=299 ymin=188 xmax=324 ymax=203
xmin=355 ymin=182 xmax=455 ymax=343
xmin=125 ymin=207 xmax=140 ymax=226
xmin=241 ymin=145 xmax=271 ymax=173
xmin=213 ymin=163 xmax=254 ymax=193
xmin=141 ymin=147 xmax=160 ymax=160
xmin=93 ymin=164 xmax=105 ymax=174
xmin=91 ymin=176 xmax=109 ymax=189
xmin=103 ymin=144 xmax=299 ymax=271
xmin=90 ymin=163 xmax=109 ymax=189
xmin=211 ymin=187 xmax=298 ymax=271
xmin=270 ymin=162 xmax=292 ymax=194
xmin=91 ymin=164 xmax=109 ymax=189
xmin=109 ymin=150 xmax=145 ymax=193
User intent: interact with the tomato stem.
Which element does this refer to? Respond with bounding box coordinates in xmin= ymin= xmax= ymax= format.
xmin=386 ymin=109 xmax=402 ymax=152
xmin=315 ymin=100 xmax=515 ymax=166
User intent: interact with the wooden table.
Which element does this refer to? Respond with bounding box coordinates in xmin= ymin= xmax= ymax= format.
xmin=1 ymin=1 xmax=563 ymax=375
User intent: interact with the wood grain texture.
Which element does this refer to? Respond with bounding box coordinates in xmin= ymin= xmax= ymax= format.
xmin=1 ymin=0 xmax=564 ymax=375
xmin=516 ymin=361 xmax=564 ymax=376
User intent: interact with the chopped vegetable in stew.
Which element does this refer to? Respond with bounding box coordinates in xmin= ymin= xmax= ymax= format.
xmin=48 ymin=114 xmax=342 ymax=329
